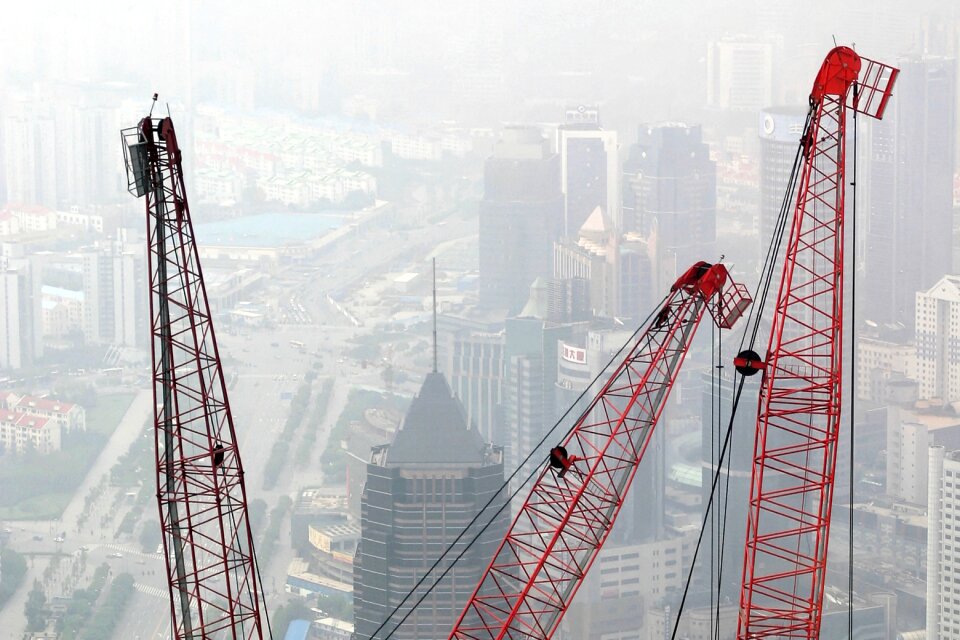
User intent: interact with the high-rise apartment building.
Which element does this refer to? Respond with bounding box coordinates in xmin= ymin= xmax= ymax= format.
xmin=864 ymin=55 xmax=957 ymax=329
xmin=81 ymin=250 xmax=114 ymax=345
xmin=916 ymin=275 xmax=960 ymax=401
xmin=623 ymin=124 xmax=716 ymax=279
xmin=557 ymin=106 xmax=620 ymax=235
xmin=927 ymin=446 xmax=960 ymax=638
xmin=81 ymin=231 xmax=147 ymax=348
xmin=0 ymin=256 xmax=42 ymax=369
xmin=478 ymin=126 xmax=563 ymax=313
xmin=352 ymin=372 xmax=507 ymax=640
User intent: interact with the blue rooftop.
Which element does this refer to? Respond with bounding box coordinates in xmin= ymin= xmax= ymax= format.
xmin=283 ymin=619 xmax=311 ymax=640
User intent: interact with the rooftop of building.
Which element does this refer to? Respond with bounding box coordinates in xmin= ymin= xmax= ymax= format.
xmin=920 ymin=274 xmax=960 ymax=302
xmin=41 ymin=286 xmax=84 ymax=302
xmin=295 ymin=487 xmax=349 ymax=513
xmin=282 ymin=619 xmax=311 ymax=640
xmin=384 ymin=371 xmax=491 ymax=466
xmin=853 ymin=500 xmax=927 ymax=528
xmin=315 ymin=617 xmax=354 ymax=633
xmin=2 ymin=393 xmax=77 ymax=415
xmin=0 ymin=413 xmax=52 ymax=430
xmin=310 ymin=523 xmax=361 ymax=540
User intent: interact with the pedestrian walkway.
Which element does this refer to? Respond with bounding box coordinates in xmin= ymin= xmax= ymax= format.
xmin=134 ymin=582 xmax=167 ymax=599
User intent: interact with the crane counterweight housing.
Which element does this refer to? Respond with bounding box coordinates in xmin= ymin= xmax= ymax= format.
xmin=447 ymin=262 xmax=751 ymax=640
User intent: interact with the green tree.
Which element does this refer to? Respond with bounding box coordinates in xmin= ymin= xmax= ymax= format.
xmin=139 ymin=519 xmax=162 ymax=552
xmin=0 ymin=549 xmax=27 ymax=607
xmin=248 ymin=498 xmax=268 ymax=536
xmin=24 ymin=581 xmax=46 ymax=631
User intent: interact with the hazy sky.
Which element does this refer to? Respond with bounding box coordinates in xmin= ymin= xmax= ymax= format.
xmin=3 ymin=0 xmax=956 ymax=129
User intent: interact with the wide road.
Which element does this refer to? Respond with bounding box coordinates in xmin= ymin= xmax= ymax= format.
xmin=0 ymin=390 xmax=154 ymax=639
xmin=0 ymin=204 xmax=472 ymax=638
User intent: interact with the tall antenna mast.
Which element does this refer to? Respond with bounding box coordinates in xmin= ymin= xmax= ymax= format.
xmin=432 ymin=257 xmax=438 ymax=373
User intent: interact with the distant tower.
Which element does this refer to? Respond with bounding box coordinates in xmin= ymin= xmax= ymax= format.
xmin=2 ymin=112 xmax=57 ymax=208
xmin=915 ymin=275 xmax=960 ymax=401
xmin=863 ymin=55 xmax=957 ymax=330
xmin=479 ymin=126 xmax=563 ymax=313
xmin=0 ymin=257 xmax=42 ymax=369
xmin=553 ymin=205 xmax=619 ymax=317
xmin=624 ymin=124 xmax=716 ymax=280
xmin=557 ymin=106 xmax=620 ymax=235
xmin=353 ymin=372 xmax=507 ymax=640
xmin=501 ymin=281 xmax=575 ymax=476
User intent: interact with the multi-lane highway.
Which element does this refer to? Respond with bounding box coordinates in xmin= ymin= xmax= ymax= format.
xmin=0 ymin=207 xmax=474 ymax=638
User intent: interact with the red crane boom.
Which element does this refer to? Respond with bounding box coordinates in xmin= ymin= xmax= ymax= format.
xmin=449 ymin=261 xmax=751 ymax=640
xmin=122 ymin=111 xmax=267 ymax=639
xmin=737 ymin=48 xmax=898 ymax=638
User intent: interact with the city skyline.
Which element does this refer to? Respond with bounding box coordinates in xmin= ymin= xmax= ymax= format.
xmin=0 ymin=2 xmax=957 ymax=640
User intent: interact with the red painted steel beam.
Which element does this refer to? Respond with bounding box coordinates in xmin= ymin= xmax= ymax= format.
xmin=123 ymin=115 xmax=266 ymax=639
xmin=737 ymin=48 xmax=897 ymax=639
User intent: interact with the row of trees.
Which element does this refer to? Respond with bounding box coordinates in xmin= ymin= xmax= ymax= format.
xmin=257 ymin=495 xmax=294 ymax=566
xmin=296 ymin=378 xmax=334 ymax=466
xmin=263 ymin=381 xmax=314 ymax=490
xmin=54 ymin=563 xmax=110 ymax=637
xmin=0 ymin=548 xmax=27 ymax=609
xmin=74 ymin=573 xmax=135 ymax=640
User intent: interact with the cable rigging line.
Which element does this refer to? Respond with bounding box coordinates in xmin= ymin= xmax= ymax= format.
xmin=848 ymin=80 xmax=859 ymax=640
xmin=714 ymin=323 xmax=731 ymax=640
xmin=366 ymin=293 xmax=671 ymax=640
xmin=709 ymin=322 xmax=716 ymax=640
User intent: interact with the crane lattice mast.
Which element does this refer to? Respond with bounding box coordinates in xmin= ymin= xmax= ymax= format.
xmin=736 ymin=47 xmax=898 ymax=639
xmin=122 ymin=108 xmax=267 ymax=639
xmin=448 ymin=262 xmax=751 ymax=640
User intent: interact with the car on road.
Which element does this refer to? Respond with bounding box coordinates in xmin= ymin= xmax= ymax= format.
xmin=54 ymin=536 xmax=64 ymax=543
xmin=107 ymin=552 xmax=123 ymax=559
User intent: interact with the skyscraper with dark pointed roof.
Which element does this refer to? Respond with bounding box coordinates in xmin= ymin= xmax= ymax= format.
xmin=352 ymin=372 xmax=507 ymax=640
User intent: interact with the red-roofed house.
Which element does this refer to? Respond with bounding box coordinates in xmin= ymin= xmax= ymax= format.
xmin=11 ymin=395 xmax=85 ymax=433
xmin=0 ymin=412 xmax=60 ymax=453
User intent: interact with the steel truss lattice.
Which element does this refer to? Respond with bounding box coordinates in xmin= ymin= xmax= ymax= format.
xmin=449 ymin=262 xmax=751 ymax=640
xmin=123 ymin=116 xmax=266 ymax=639
xmin=737 ymin=47 xmax=898 ymax=639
